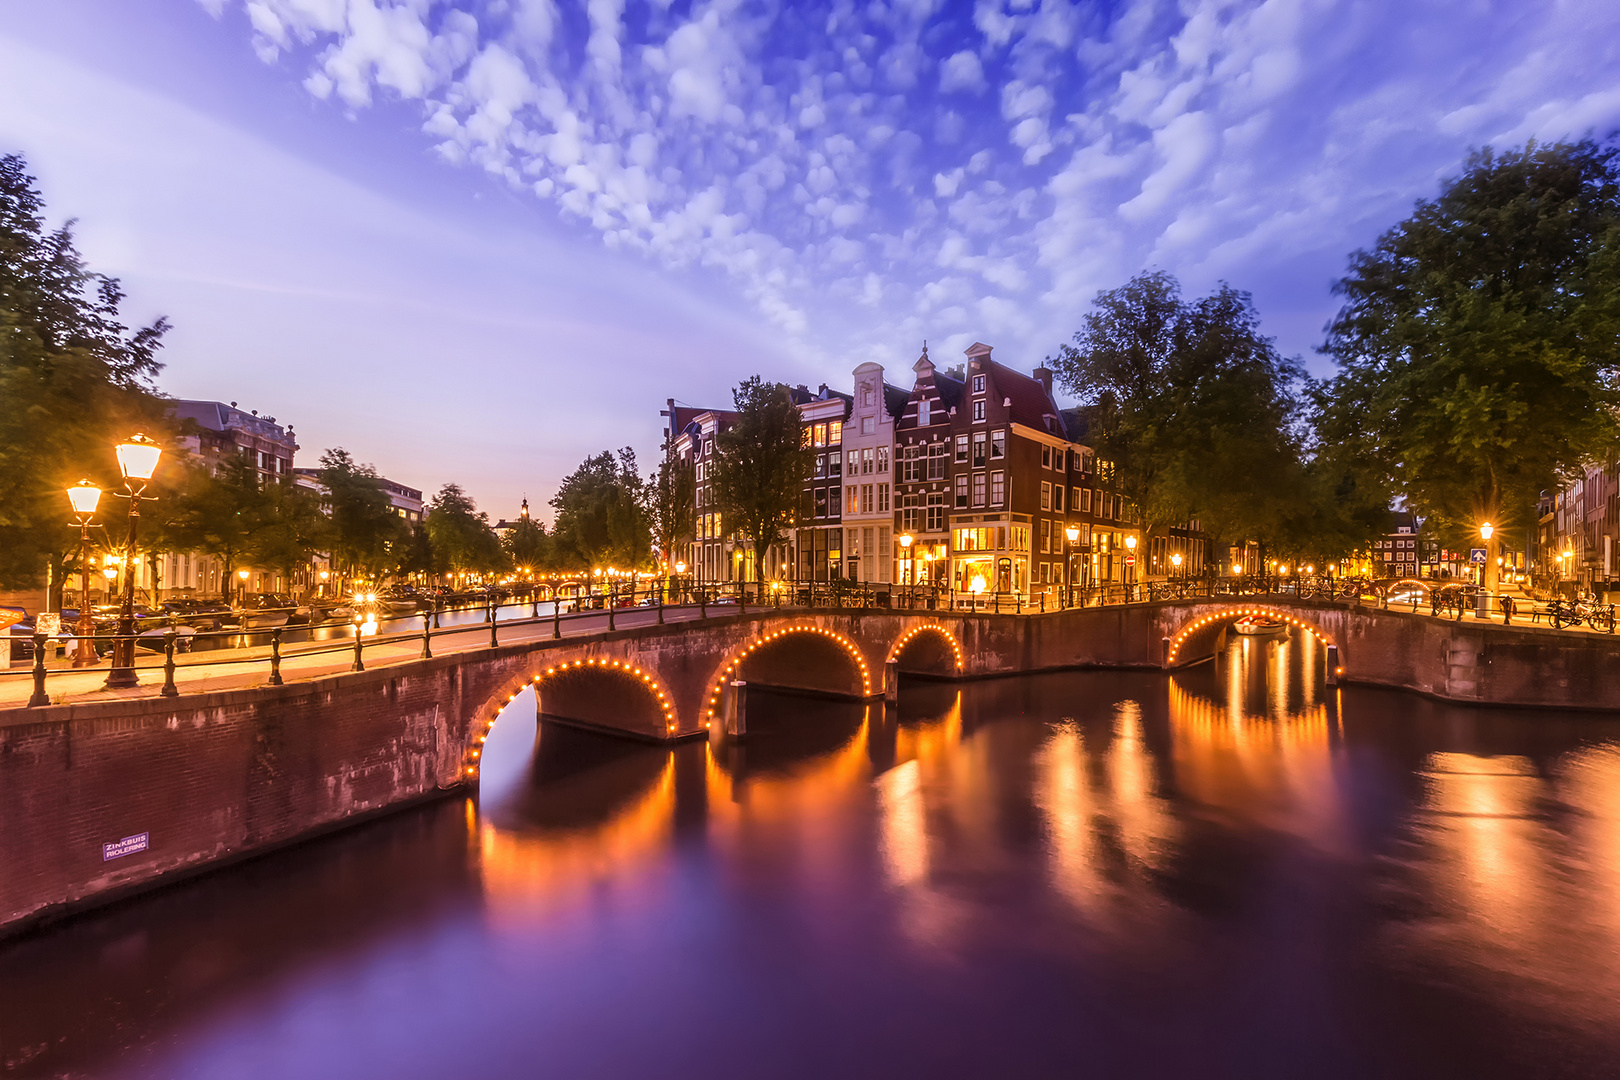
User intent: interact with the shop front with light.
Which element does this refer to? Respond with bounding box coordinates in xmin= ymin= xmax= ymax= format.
xmin=951 ymin=521 xmax=1025 ymax=597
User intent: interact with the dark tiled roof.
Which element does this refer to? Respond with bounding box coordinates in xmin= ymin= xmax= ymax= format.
xmin=934 ymin=371 xmax=965 ymax=411
xmin=987 ymin=359 xmax=1060 ymax=434
xmin=883 ymin=382 xmax=911 ymax=419
xmin=1058 ymin=406 xmax=1090 ymax=443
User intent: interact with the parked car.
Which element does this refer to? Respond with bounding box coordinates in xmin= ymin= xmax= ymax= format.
xmin=242 ymin=593 xmax=313 ymax=626
xmin=160 ymin=598 xmax=235 ymax=631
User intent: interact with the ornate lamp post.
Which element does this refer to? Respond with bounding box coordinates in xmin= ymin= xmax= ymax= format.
xmin=1124 ymin=533 xmax=1137 ymax=595
xmin=1171 ymin=551 xmax=1183 ymax=584
xmin=105 ymin=434 xmax=163 ymax=690
xmin=1064 ymin=524 xmax=1080 ymax=607
xmin=899 ymin=533 xmax=914 ymax=587
xmin=1479 ymin=521 xmax=1497 ymax=595
xmin=66 ymin=480 xmax=103 ymax=667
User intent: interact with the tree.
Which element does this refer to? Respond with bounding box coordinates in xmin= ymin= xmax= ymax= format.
xmin=425 ymin=483 xmax=505 ymax=580
xmin=247 ymin=479 xmax=331 ymax=595
xmin=1318 ymin=140 xmax=1620 ymax=570
xmin=1049 ymin=272 xmax=1310 ymax=564
xmin=163 ymin=454 xmax=269 ymax=597
xmin=711 ymin=376 xmax=812 ymax=582
xmin=503 ymin=514 xmax=550 ymax=574
xmin=648 ymin=450 xmax=694 ymax=570
xmin=0 ymin=153 xmax=171 ymax=599
xmin=549 ymin=449 xmax=649 ymax=570
xmin=317 ymin=448 xmax=408 ymax=584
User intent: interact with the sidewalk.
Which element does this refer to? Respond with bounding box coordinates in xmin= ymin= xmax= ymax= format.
xmin=0 ymin=605 xmax=702 ymax=711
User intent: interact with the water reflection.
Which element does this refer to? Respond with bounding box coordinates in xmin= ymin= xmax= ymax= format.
xmin=8 ymin=636 xmax=1620 ymax=1078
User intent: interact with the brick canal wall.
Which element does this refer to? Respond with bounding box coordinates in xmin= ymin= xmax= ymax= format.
xmin=4 ymin=601 xmax=1619 ymax=937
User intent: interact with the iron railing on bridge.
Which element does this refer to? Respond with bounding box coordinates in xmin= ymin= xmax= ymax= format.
xmin=7 ymin=575 xmax=1609 ymax=708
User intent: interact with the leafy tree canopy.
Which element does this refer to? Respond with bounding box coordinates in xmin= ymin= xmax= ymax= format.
xmin=426 ymin=483 xmax=506 ymax=576
xmin=1318 ymin=139 xmax=1620 ymax=537
xmin=648 ymin=450 xmax=694 ymax=570
xmin=711 ymin=376 xmax=813 ymax=582
xmin=1050 ymin=271 xmax=1311 ymax=556
xmin=317 ymin=448 xmax=407 ymax=582
xmin=0 ymin=153 xmax=171 ymax=592
xmin=549 ymin=449 xmax=649 ymax=570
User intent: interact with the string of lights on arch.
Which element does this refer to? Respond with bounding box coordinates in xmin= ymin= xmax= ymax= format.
xmin=707 ymin=625 xmax=873 ymax=721
xmin=464 ymin=658 xmax=678 ymax=779
xmin=886 ymin=624 xmax=964 ymax=670
xmin=1166 ymin=607 xmax=1332 ymax=666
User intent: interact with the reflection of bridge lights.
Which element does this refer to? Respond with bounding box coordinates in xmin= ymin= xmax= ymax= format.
xmin=888 ymin=624 xmax=964 ymax=671
xmin=707 ymin=625 xmax=874 ymax=720
xmin=1167 ymin=606 xmax=1331 ymax=665
xmin=463 ymin=658 xmax=680 ymax=780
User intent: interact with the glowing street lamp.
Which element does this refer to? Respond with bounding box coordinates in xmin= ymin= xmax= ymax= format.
xmin=65 ymin=480 xmax=103 ymax=667
xmin=105 ymin=434 xmax=162 ymax=690
xmin=1171 ymin=551 xmax=1184 ymax=582
xmin=900 ymin=533 xmax=914 ymax=586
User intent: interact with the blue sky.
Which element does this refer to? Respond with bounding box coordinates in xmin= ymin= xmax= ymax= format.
xmin=2 ymin=0 xmax=1618 ymax=518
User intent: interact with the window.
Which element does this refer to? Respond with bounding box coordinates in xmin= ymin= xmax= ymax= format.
xmin=955 ymin=434 xmax=969 ymax=462
xmin=862 ymin=387 xmax=875 ymax=407
xmin=862 ymin=484 xmax=873 ymax=513
xmin=1082 ymin=488 xmax=1093 ymax=513
xmin=813 ymin=423 xmax=828 ymax=447
xmin=877 ymin=446 xmax=890 ymax=473
xmin=830 ymin=452 xmax=842 ymax=477
xmin=814 ymin=454 xmax=827 ymax=479
xmin=926 ymin=493 xmax=946 ymax=532
xmin=861 ymin=416 xmax=875 ymax=435
xmin=1041 ymin=481 xmax=1052 ymax=511
xmin=972 ymin=433 xmax=987 ymax=468
xmin=828 ymin=421 xmax=842 ymax=445
xmin=927 ymin=442 xmax=946 ymax=481
xmin=801 ymin=427 xmax=813 ymax=448
xmin=972 ymin=399 xmax=986 ymax=423
xmin=902 ymin=446 xmax=919 ymax=482
xmin=1041 ymin=446 xmax=1052 ymax=469
xmin=1054 ymin=485 xmax=1064 ymax=513
xmin=878 ymin=483 xmax=890 ymax=512
xmin=862 ymin=448 xmax=874 ymax=474
xmin=991 ymin=429 xmax=1005 ymax=458
xmin=991 ymin=471 xmax=1005 ymax=505
xmin=972 ymin=472 xmax=986 ymax=507
xmin=1072 ymin=487 xmax=1082 ymax=512
xmin=902 ymin=494 xmax=920 ymax=531
xmin=847 ymin=485 xmax=858 ymax=514
xmin=829 ymin=487 xmax=842 ymax=516
xmin=973 ymin=374 xmax=986 ymax=393
xmin=1040 ymin=519 xmax=1051 ymax=553
xmin=815 ymin=488 xmax=828 ymax=517
xmin=848 ymin=450 xmax=860 ymax=476
xmin=955 ymin=474 xmax=969 ymax=508
xmin=918 ymin=398 xmax=931 ymax=426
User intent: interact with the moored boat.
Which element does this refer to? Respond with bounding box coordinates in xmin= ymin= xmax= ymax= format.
xmin=1232 ymin=615 xmax=1287 ymax=636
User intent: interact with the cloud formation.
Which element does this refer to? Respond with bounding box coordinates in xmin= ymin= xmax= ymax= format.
xmin=206 ymin=0 xmax=1620 ymax=370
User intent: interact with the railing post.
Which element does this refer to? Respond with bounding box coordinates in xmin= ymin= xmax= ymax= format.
xmin=553 ymin=596 xmax=562 ymax=639
xmin=699 ymin=587 xmax=707 ymax=619
xmin=269 ymin=627 xmax=284 ymax=686
xmin=739 ymin=581 xmax=747 ymax=614
xmin=352 ymin=622 xmax=365 ymax=672
xmin=607 ymin=588 xmax=616 ymax=632
xmin=490 ymin=599 xmax=499 ymax=647
xmin=162 ymin=628 xmax=179 ymax=697
xmin=432 ymin=600 xmax=441 ymax=629
xmin=27 ymin=633 xmax=48 ymax=707
xmin=657 ymin=585 xmax=665 ymax=624
xmin=421 ymin=611 xmax=434 ymax=658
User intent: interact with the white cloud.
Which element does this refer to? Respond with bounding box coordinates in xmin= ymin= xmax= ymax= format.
xmin=939 ymin=50 xmax=986 ymax=94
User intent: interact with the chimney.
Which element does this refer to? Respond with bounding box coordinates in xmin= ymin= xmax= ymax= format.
xmin=1033 ymin=365 xmax=1053 ymax=396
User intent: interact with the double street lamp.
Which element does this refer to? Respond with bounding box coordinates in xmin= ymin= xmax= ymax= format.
xmin=105 ymin=434 xmax=163 ymax=689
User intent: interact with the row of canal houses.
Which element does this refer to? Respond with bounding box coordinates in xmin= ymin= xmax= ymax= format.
xmin=663 ymin=342 xmax=1212 ymax=601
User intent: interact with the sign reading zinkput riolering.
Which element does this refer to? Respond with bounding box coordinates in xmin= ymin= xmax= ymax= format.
xmin=102 ymin=833 xmax=149 ymax=861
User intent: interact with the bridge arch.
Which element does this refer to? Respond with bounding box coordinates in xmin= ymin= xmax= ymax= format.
xmin=887 ymin=624 xmax=964 ymax=678
xmin=464 ymin=657 xmax=678 ymax=781
xmin=704 ymin=624 xmax=875 ymax=722
xmin=1166 ymin=604 xmax=1336 ymax=667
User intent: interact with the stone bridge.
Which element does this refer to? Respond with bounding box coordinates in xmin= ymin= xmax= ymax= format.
xmin=7 ymin=598 xmax=1620 ymax=937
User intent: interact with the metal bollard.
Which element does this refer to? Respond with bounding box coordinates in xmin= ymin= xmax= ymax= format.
xmin=269 ymin=627 xmax=284 ymax=686
xmin=162 ymin=628 xmax=179 ymax=697
xmin=608 ymin=594 xmax=616 ymax=632
xmin=27 ymin=633 xmax=48 ymax=707
xmin=351 ymin=622 xmax=365 ymax=672
xmin=658 ymin=587 xmax=665 ymax=625
xmin=490 ymin=601 xmax=499 ymax=648
xmin=553 ymin=599 xmax=561 ymax=639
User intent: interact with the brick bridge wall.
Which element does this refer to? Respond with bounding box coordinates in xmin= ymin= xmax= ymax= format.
xmin=4 ymin=601 xmax=1617 ymax=936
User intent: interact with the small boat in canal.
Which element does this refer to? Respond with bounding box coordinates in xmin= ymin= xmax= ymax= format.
xmin=1232 ymin=614 xmax=1287 ymax=636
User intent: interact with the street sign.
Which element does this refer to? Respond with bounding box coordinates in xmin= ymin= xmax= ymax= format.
xmin=1469 ymin=548 xmax=1487 ymax=564
xmin=1125 ymin=555 xmax=1136 ymax=566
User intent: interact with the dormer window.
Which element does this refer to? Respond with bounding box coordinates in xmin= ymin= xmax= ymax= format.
xmin=972 ymin=374 xmax=986 ymax=394
xmin=918 ymin=398 xmax=931 ymax=426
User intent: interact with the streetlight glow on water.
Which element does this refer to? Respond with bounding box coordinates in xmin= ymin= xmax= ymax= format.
xmin=6 ymin=644 xmax=1620 ymax=1078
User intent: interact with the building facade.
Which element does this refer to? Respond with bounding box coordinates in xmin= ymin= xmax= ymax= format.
xmin=840 ymin=363 xmax=907 ymax=585
xmin=794 ymin=385 xmax=851 ymax=581
xmin=893 ymin=347 xmax=961 ymax=588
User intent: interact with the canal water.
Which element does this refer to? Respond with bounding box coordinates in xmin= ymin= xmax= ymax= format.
xmin=6 ymin=629 xmax=1620 ymax=1078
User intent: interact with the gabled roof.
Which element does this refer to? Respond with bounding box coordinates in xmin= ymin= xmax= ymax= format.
xmin=987 ymin=359 xmax=1061 ymax=435
xmin=1058 ymin=406 xmax=1091 ymax=443
xmin=933 ymin=370 xmax=965 ymax=411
